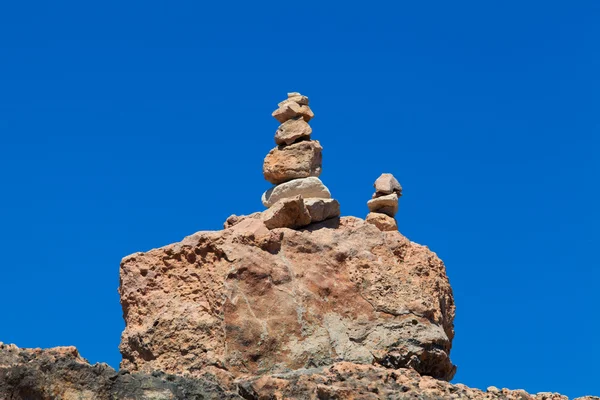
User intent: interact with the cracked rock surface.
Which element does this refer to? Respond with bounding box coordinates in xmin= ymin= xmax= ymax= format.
xmin=1 ymin=344 xmax=594 ymax=400
xmin=119 ymin=216 xmax=456 ymax=381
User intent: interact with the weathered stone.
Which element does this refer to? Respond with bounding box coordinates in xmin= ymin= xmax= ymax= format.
xmin=0 ymin=343 xmax=238 ymax=400
xmin=119 ymin=217 xmax=456 ymax=381
xmin=272 ymin=101 xmax=314 ymax=123
xmin=260 ymin=196 xmax=312 ymax=229
xmin=367 ymin=193 xmax=398 ymax=216
xmin=223 ymin=212 xmax=262 ymax=229
xmin=304 ymin=198 xmax=340 ymax=223
xmin=262 ymin=176 xmax=331 ymax=208
xmin=374 ymin=173 xmax=402 ymax=196
xmin=1 ymin=346 xmax=586 ymax=399
xmin=366 ymin=212 xmax=398 ymax=231
xmin=274 ymin=118 xmax=312 ymax=145
xmin=263 ymin=140 xmax=322 ymax=184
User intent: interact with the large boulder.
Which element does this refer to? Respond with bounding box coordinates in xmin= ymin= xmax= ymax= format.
xmin=263 ymin=140 xmax=323 ymax=185
xmin=118 ymin=217 xmax=457 ymax=381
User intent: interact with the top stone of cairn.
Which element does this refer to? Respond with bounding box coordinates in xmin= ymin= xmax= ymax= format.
xmin=374 ymin=173 xmax=402 ymax=197
xmin=272 ymin=92 xmax=314 ymax=123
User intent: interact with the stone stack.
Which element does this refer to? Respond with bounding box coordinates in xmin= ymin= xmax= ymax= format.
xmin=365 ymin=173 xmax=402 ymax=231
xmin=261 ymin=93 xmax=340 ymax=226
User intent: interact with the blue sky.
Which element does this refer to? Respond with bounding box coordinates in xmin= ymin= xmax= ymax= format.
xmin=0 ymin=1 xmax=598 ymax=398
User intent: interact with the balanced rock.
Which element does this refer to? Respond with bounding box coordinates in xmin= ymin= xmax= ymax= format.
xmin=374 ymin=173 xmax=402 ymax=196
xmin=262 ymin=177 xmax=331 ymax=207
xmin=272 ymin=101 xmax=314 ymax=123
xmin=274 ymin=118 xmax=312 ymax=145
xmin=366 ymin=212 xmax=398 ymax=231
xmin=263 ymin=141 xmax=323 ymax=184
xmin=304 ymin=198 xmax=340 ymax=223
xmin=261 ymin=196 xmax=312 ymax=229
xmin=367 ymin=193 xmax=399 ymax=217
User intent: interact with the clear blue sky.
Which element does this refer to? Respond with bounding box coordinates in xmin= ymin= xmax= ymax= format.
xmin=1 ymin=1 xmax=598 ymax=398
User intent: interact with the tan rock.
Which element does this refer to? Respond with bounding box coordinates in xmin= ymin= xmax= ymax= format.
xmin=278 ymin=92 xmax=309 ymax=106
xmin=262 ymin=177 xmax=331 ymax=207
xmin=272 ymin=101 xmax=314 ymax=123
xmin=365 ymin=212 xmax=397 ymax=231
xmin=261 ymin=196 xmax=312 ymax=229
xmin=374 ymin=173 xmax=402 ymax=196
xmin=274 ymin=118 xmax=312 ymax=146
xmin=304 ymin=198 xmax=340 ymax=223
xmin=263 ymin=140 xmax=322 ymax=184
xmin=367 ymin=193 xmax=399 ymax=216
xmin=119 ymin=217 xmax=456 ymax=381
xmin=0 ymin=349 xmax=582 ymax=399
xmin=223 ymin=212 xmax=261 ymax=229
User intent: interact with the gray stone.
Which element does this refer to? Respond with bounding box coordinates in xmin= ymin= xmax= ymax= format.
xmin=374 ymin=173 xmax=402 ymax=196
xmin=262 ymin=177 xmax=331 ymax=208
xmin=367 ymin=193 xmax=398 ymax=216
xmin=304 ymin=198 xmax=340 ymax=223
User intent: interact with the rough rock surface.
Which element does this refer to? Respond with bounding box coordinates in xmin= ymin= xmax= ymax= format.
xmin=261 ymin=196 xmax=312 ymax=229
xmin=263 ymin=140 xmax=323 ymax=184
xmin=272 ymin=101 xmax=314 ymax=123
xmin=2 ymin=344 xmax=595 ymax=400
xmin=366 ymin=212 xmax=398 ymax=231
xmin=275 ymin=118 xmax=312 ymax=145
xmin=304 ymin=198 xmax=340 ymax=223
xmin=119 ymin=216 xmax=456 ymax=382
xmin=262 ymin=177 xmax=331 ymax=207
xmin=375 ymin=173 xmax=402 ymax=196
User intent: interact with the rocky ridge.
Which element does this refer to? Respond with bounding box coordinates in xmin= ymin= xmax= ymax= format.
xmin=1 ymin=343 xmax=596 ymax=400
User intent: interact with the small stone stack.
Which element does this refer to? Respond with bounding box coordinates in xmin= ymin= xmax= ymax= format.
xmin=365 ymin=173 xmax=402 ymax=231
xmin=261 ymin=93 xmax=340 ymax=227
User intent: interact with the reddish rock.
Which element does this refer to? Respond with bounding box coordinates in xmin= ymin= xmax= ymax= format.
xmin=272 ymin=101 xmax=314 ymax=123
xmin=261 ymin=195 xmax=312 ymax=229
xmin=263 ymin=140 xmax=323 ymax=184
xmin=366 ymin=212 xmax=397 ymax=231
xmin=119 ymin=217 xmax=457 ymax=381
xmin=274 ymin=118 xmax=312 ymax=145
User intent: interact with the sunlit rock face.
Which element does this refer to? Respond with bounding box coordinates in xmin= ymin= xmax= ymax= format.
xmin=118 ymin=216 xmax=456 ymax=381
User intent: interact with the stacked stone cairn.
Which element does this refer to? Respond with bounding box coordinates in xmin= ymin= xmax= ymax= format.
xmin=258 ymin=92 xmax=340 ymax=229
xmin=365 ymin=173 xmax=402 ymax=231
xmin=224 ymin=92 xmax=340 ymax=230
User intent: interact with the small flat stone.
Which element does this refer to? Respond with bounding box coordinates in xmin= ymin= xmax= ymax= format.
xmin=374 ymin=173 xmax=402 ymax=196
xmin=261 ymin=195 xmax=311 ymax=229
xmin=272 ymin=102 xmax=314 ymax=123
xmin=304 ymin=198 xmax=340 ymax=223
xmin=367 ymin=193 xmax=398 ymax=216
xmin=275 ymin=118 xmax=312 ymax=146
xmin=365 ymin=212 xmax=398 ymax=232
xmin=262 ymin=177 xmax=331 ymax=208
xmin=263 ymin=140 xmax=322 ymax=184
